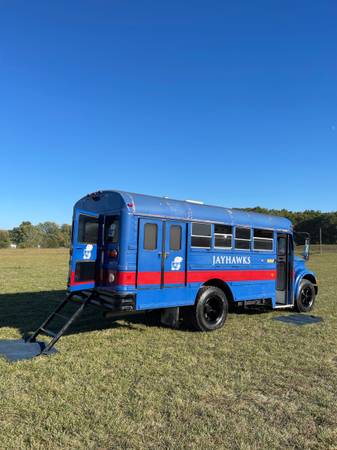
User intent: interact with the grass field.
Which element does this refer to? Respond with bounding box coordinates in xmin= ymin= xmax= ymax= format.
xmin=0 ymin=249 xmax=337 ymax=449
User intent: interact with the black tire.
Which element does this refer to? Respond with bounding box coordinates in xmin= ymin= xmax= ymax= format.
xmin=186 ymin=286 xmax=228 ymax=331
xmin=295 ymin=279 xmax=316 ymax=312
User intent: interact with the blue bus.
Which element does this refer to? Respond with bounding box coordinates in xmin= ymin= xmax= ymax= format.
xmin=67 ymin=190 xmax=317 ymax=331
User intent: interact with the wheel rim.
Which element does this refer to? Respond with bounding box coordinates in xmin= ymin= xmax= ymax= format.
xmin=301 ymin=286 xmax=314 ymax=308
xmin=203 ymin=296 xmax=224 ymax=325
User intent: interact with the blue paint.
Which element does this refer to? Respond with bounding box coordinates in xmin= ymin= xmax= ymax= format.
xmin=68 ymin=191 xmax=317 ymax=311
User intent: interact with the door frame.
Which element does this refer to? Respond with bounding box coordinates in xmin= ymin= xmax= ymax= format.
xmin=276 ymin=232 xmax=293 ymax=305
xmin=136 ymin=218 xmax=187 ymax=289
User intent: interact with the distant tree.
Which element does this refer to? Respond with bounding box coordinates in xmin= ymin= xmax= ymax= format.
xmin=59 ymin=224 xmax=72 ymax=247
xmin=0 ymin=230 xmax=10 ymax=248
xmin=36 ymin=222 xmax=62 ymax=248
xmin=10 ymin=221 xmax=42 ymax=248
xmin=244 ymin=207 xmax=337 ymax=244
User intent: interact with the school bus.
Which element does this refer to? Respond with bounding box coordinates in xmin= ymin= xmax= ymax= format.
xmin=67 ymin=190 xmax=318 ymax=331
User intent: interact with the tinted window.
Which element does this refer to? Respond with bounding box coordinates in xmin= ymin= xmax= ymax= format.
xmin=170 ymin=225 xmax=182 ymax=251
xmin=144 ymin=223 xmax=158 ymax=250
xmin=254 ymin=229 xmax=273 ymax=239
xmin=214 ymin=224 xmax=232 ymax=248
xmin=192 ymin=223 xmax=211 ymax=237
xmin=235 ymin=227 xmax=251 ymax=250
xmin=191 ymin=223 xmax=211 ymax=248
xmin=236 ymin=227 xmax=251 ymax=239
xmin=105 ymin=216 xmax=119 ymax=243
xmin=215 ymin=235 xmax=232 ymax=248
xmin=75 ymin=261 xmax=96 ymax=282
xmin=278 ymin=237 xmax=287 ymax=256
xmin=214 ymin=224 xmax=232 ymax=234
xmin=253 ymin=228 xmax=274 ymax=251
xmin=78 ymin=215 xmax=99 ymax=244
xmin=254 ymin=239 xmax=273 ymax=251
xmin=191 ymin=236 xmax=211 ymax=247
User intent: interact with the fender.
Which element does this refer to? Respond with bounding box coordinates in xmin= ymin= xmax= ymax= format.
xmin=294 ymin=268 xmax=318 ymax=299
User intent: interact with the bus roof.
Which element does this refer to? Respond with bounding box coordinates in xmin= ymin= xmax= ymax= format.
xmin=76 ymin=190 xmax=292 ymax=231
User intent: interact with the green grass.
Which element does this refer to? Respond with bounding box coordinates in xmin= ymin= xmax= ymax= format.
xmin=0 ymin=248 xmax=337 ymax=449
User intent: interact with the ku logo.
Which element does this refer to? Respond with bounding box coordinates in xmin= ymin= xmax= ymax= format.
xmin=171 ymin=256 xmax=183 ymax=271
xmin=83 ymin=244 xmax=93 ymax=260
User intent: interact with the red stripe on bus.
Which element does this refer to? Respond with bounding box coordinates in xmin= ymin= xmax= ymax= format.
xmin=70 ymin=269 xmax=276 ymax=287
xmin=187 ymin=269 xmax=276 ymax=283
xmin=164 ymin=271 xmax=186 ymax=284
xmin=116 ymin=269 xmax=276 ymax=286
xmin=116 ymin=271 xmax=136 ymax=285
xmin=137 ymin=271 xmax=161 ymax=285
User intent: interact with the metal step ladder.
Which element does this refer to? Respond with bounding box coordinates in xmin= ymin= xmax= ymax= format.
xmin=27 ymin=290 xmax=95 ymax=355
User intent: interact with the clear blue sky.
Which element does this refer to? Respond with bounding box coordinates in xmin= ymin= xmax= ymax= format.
xmin=1 ymin=1 xmax=336 ymax=229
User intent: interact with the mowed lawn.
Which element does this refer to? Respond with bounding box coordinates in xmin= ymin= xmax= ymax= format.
xmin=0 ymin=249 xmax=336 ymax=450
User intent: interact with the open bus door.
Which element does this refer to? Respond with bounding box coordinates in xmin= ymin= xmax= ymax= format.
xmin=69 ymin=210 xmax=100 ymax=291
xmin=276 ymin=233 xmax=293 ymax=305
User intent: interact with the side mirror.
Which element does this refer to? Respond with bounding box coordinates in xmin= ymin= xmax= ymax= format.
xmin=303 ymin=238 xmax=310 ymax=260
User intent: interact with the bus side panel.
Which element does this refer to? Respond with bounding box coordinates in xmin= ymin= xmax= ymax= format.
xmin=136 ymin=286 xmax=198 ymax=310
xmin=187 ymin=238 xmax=277 ymax=303
xmin=229 ymin=281 xmax=276 ymax=301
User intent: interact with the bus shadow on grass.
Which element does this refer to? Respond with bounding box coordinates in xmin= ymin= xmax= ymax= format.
xmin=0 ymin=290 xmax=164 ymax=337
xmin=0 ymin=290 xmax=274 ymax=338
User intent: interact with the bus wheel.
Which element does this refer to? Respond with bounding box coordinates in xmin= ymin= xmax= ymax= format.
xmin=188 ymin=286 xmax=228 ymax=331
xmin=295 ymin=280 xmax=316 ymax=312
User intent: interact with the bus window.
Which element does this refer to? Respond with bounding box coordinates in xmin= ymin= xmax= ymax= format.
xmin=253 ymin=229 xmax=274 ymax=251
xmin=105 ymin=216 xmax=119 ymax=243
xmin=191 ymin=223 xmax=211 ymax=248
xmin=214 ymin=224 xmax=232 ymax=249
xmin=144 ymin=223 xmax=158 ymax=250
xmin=235 ymin=227 xmax=251 ymax=250
xmin=170 ymin=225 xmax=182 ymax=251
xmin=78 ymin=214 xmax=99 ymax=244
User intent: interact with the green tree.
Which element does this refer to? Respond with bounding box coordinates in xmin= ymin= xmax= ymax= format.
xmin=0 ymin=230 xmax=10 ymax=248
xmin=37 ymin=222 xmax=62 ymax=248
xmin=10 ymin=221 xmax=42 ymax=248
xmin=59 ymin=224 xmax=72 ymax=247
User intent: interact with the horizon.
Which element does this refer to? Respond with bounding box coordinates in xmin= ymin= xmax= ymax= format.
xmin=3 ymin=194 xmax=337 ymax=230
xmin=1 ymin=2 xmax=336 ymax=229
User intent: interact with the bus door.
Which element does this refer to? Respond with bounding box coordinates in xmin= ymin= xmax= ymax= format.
xmin=137 ymin=219 xmax=187 ymax=288
xmin=70 ymin=210 xmax=100 ymax=291
xmin=137 ymin=219 xmax=163 ymax=288
xmin=276 ymin=233 xmax=291 ymax=305
xmin=163 ymin=221 xmax=187 ymax=287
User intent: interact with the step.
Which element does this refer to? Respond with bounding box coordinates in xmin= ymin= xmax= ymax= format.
xmin=54 ymin=313 xmax=70 ymax=321
xmin=40 ymin=327 xmax=58 ymax=338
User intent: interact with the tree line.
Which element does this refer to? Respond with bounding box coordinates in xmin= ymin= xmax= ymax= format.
xmin=244 ymin=208 xmax=337 ymax=244
xmin=0 ymin=208 xmax=336 ymax=249
xmin=0 ymin=222 xmax=71 ymax=248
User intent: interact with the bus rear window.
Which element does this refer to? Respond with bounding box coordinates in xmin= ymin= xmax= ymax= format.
xmin=105 ymin=216 xmax=119 ymax=243
xmin=78 ymin=215 xmax=99 ymax=244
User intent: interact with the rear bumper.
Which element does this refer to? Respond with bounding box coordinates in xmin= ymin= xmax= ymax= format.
xmin=68 ymin=288 xmax=136 ymax=312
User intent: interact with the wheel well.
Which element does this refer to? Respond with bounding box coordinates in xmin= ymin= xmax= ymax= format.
xmin=302 ymin=274 xmax=318 ymax=295
xmin=203 ymin=279 xmax=234 ymax=305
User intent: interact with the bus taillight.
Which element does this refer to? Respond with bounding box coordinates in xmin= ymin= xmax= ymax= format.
xmin=108 ymin=249 xmax=118 ymax=259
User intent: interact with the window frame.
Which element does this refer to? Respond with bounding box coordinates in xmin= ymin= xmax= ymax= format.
xmin=234 ymin=226 xmax=251 ymax=251
xmin=191 ymin=222 xmax=212 ymax=249
xmin=213 ymin=223 xmax=233 ymax=250
xmin=253 ymin=228 xmax=274 ymax=252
